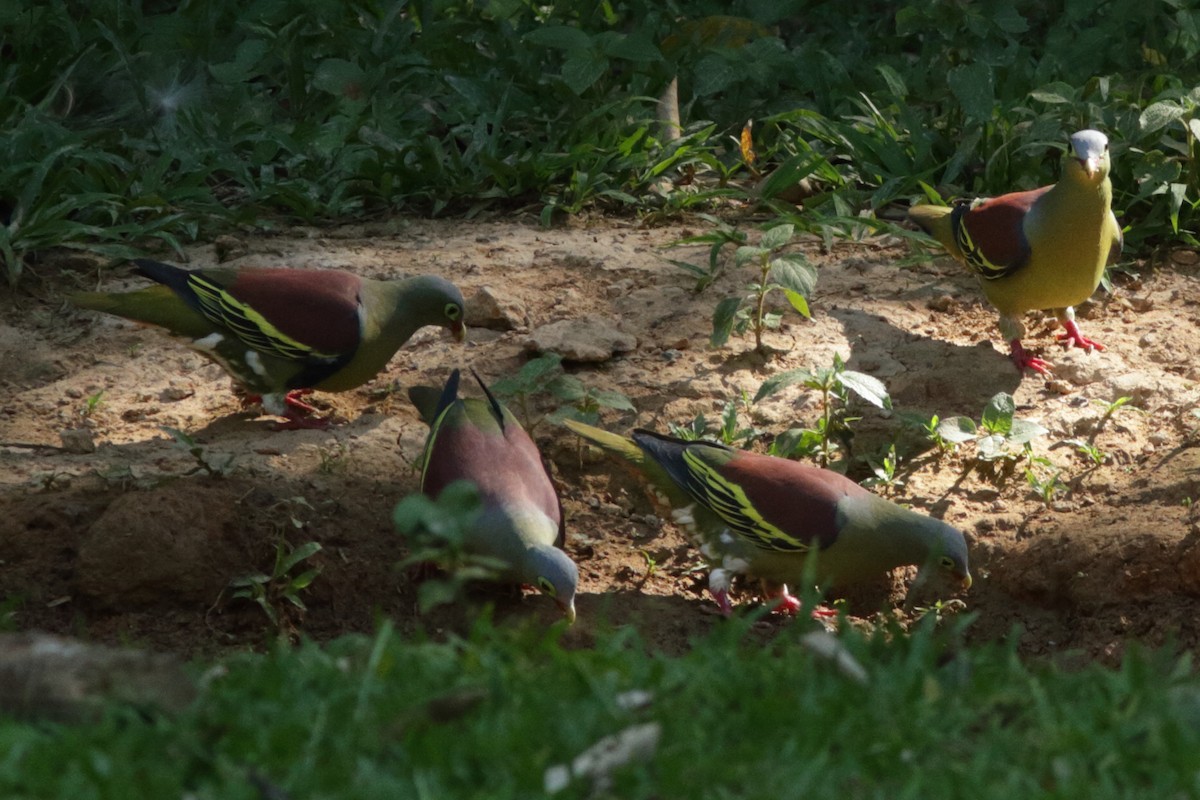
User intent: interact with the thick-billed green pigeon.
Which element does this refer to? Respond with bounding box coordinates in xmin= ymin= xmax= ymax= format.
xmin=565 ymin=420 xmax=970 ymax=615
xmin=70 ymin=258 xmax=466 ymax=426
xmin=410 ymin=369 xmax=577 ymax=622
xmin=909 ymin=129 xmax=1122 ymax=374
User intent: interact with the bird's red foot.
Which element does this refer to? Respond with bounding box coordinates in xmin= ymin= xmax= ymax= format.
xmin=284 ymin=388 xmax=320 ymax=414
xmin=709 ymin=587 xmax=734 ymax=617
xmin=1009 ymin=339 xmax=1051 ymax=374
xmin=1056 ymin=320 xmax=1105 ymax=352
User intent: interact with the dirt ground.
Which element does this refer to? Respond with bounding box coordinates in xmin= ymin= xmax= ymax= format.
xmin=2 ymin=216 xmax=1199 ymax=664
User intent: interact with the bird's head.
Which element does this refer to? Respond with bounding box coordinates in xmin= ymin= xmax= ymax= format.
xmin=402 ymin=275 xmax=467 ymax=342
xmin=528 ymin=546 xmax=579 ymax=624
xmin=1066 ymin=129 xmax=1111 ymax=182
xmin=926 ymin=520 xmax=972 ymax=591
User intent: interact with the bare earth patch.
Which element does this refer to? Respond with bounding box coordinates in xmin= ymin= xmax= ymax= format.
xmin=2 ymin=216 xmax=1199 ymax=663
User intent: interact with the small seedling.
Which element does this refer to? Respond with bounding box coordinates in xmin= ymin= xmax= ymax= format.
xmin=900 ymin=412 xmax=952 ymax=452
xmin=663 ymin=216 xmax=747 ymax=291
xmin=711 ymin=223 xmax=816 ymax=354
xmin=490 ymin=353 xmax=634 ymax=431
xmin=82 ymin=390 xmax=104 ymax=417
xmin=228 ymin=538 xmax=323 ymax=641
xmin=316 ymin=440 xmax=349 ymax=474
xmin=1063 ymin=437 xmax=1108 ymax=467
xmin=936 ymin=392 xmax=1048 ymax=469
xmin=757 ymin=353 xmax=890 ymax=468
xmin=162 ymin=426 xmax=236 ymax=476
xmin=864 ymin=443 xmax=904 ymax=490
xmin=1025 ymin=456 xmax=1067 ymax=505
xmin=394 ymin=480 xmax=509 ymax=613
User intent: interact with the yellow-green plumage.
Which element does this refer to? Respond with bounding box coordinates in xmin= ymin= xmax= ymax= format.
xmin=909 ymin=129 xmax=1122 ymax=373
xmin=70 ymin=259 xmax=466 ymax=425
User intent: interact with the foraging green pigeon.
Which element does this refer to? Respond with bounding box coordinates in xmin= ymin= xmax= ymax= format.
xmin=410 ymin=369 xmax=578 ymax=622
xmin=909 ymin=129 xmax=1122 ymax=374
xmin=70 ymin=259 xmax=466 ymax=426
xmin=565 ymin=420 xmax=970 ymax=615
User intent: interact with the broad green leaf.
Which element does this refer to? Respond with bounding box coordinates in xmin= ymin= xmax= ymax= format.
xmin=758 ymin=152 xmax=825 ymax=199
xmin=981 ymin=392 xmax=1016 ymax=434
xmin=977 ymin=433 xmax=1006 ymax=461
xmin=694 ymin=53 xmax=736 ymax=96
xmin=602 ymin=30 xmax=663 ymax=62
xmin=524 ymin=25 xmax=593 ymax=51
xmin=753 ymin=367 xmax=811 ymax=403
xmin=278 ymin=541 xmax=322 ymax=576
xmin=1140 ymin=101 xmax=1185 ymax=134
xmin=947 ymin=63 xmax=994 ymax=122
xmin=759 ymin=223 xmax=794 ymax=251
xmin=591 ymin=389 xmax=636 ymax=411
xmin=769 ymin=254 xmax=817 ymax=299
xmin=711 ymin=296 xmax=743 ymax=347
xmin=548 ymin=374 xmax=587 ymax=403
xmin=837 ymin=370 xmax=891 ymax=410
xmin=782 ymin=288 xmax=810 ymax=319
xmin=562 ymin=50 xmax=607 ymax=94
xmin=735 ymin=245 xmax=769 ymax=267
xmin=1008 ymin=418 xmax=1048 ymax=445
xmin=312 ymin=58 xmax=365 ymax=96
xmin=936 ymin=416 xmax=979 ymax=444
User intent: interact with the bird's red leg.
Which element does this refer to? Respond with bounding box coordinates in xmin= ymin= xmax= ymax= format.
xmin=284 ymin=388 xmax=320 ymax=414
xmin=1056 ymin=319 xmax=1105 ymax=352
xmin=762 ymin=582 xmax=836 ymax=618
xmin=1009 ymin=339 xmax=1051 ymax=374
xmin=708 ymin=586 xmax=734 ymax=617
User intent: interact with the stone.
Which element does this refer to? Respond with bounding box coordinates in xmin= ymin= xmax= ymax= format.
xmin=465 ymin=285 xmax=527 ymax=331
xmin=526 ymin=316 xmax=637 ymax=363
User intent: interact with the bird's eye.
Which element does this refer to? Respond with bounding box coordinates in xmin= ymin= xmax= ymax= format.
xmin=444 ymin=303 xmax=462 ymax=321
xmin=537 ymin=577 xmax=557 ymax=597
xmin=940 ymin=556 xmax=956 ymax=570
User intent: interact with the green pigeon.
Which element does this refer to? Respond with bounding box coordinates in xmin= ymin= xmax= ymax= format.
xmin=410 ymin=369 xmax=578 ymax=622
xmin=70 ymin=258 xmax=466 ymax=426
xmin=909 ymin=129 xmax=1122 ymax=374
xmin=565 ymin=420 xmax=970 ymax=615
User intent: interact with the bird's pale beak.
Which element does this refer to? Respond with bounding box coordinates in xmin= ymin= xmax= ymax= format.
xmin=960 ymin=573 xmax=973 ymax=591
xmin=558 ymin=598 xmax=576 ymax=625
xmin=451 ymin=321 xmax=467 ymax=343
xmin=1081 ymin=157 xmax=1101 ymax=179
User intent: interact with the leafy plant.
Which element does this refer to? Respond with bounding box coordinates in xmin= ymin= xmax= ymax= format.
xmin=489 ymin=353 xmax=634 ymax=431
xmin=161 ymin=426 xmax=236 ymax=477
xmin=663 ymin=215 xmax=747 ymax=291
xmin=667 ymin=393 xmax=760 ymax=447
xmin=756 ymin=354 xmax=891 ymax=469
xmin=863 ymin=443 xmax=904 ymax=491
xmin=937 ymin=392 xmax=1049 ymax=466
xmin=1025 ymin=455 xmax=1068 ymax=505
xmin=228 ymin=538 xmax=323 ymax=641
xmin=393 ymin=480 xmax=506 ymax=614
xmin=711 ymin=223 xmax=816 ymax=354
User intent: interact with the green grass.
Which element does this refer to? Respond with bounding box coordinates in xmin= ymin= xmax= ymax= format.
xmin=3 ymin=617 xmax=1199 ymax=798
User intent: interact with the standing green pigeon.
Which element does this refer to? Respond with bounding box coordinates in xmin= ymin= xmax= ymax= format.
xmin=70 ymin=258 xmax=466 ymax=426
xmin=565 ymin=420 xmax=970 ymax=615
xmin=909 ymin=129 xmax=1122 ymax=374
xmin=409 ymin=369 xmax=578 ymax=622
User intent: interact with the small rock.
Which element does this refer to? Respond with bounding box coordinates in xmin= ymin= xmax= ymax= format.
xmin=465 ymin=285 xmax=527 ymax=330
xmin=1127 ymin=296 xmax=1154 ymax=312
xmin=605 ymin=279 xmax=634 ymax=299
xmin=526 ymin=316 xmax=637 ymax=363
xmin=59 ymin=428 xmax=96 ymax=454
xmin=160 ymin=386 xmax=193 ymax=402
xmin=213 ymin=234 xmax=249 ymax=263
xmin=927 ymin=294 xmax=957 ymax=312
xmin=65 ymin=387 xmax=83 ymax=399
